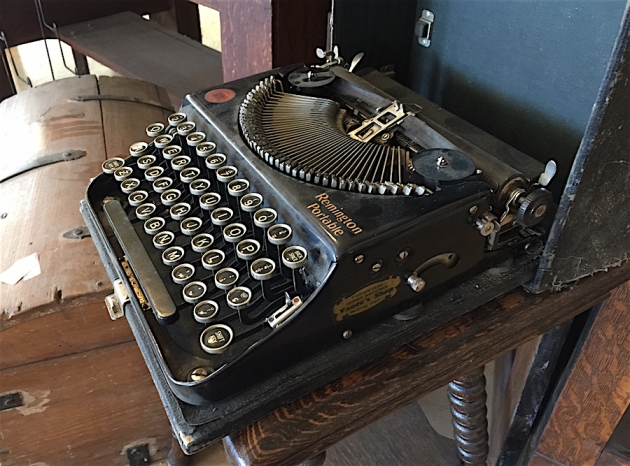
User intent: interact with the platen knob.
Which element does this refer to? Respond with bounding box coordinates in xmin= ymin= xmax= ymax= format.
xmin=516 ymin=189 xmax=553 ymax=227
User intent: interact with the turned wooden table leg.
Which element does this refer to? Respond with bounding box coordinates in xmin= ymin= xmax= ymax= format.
xmin=166 ymin=433 xmax=191 ymax=466
xmin=448 ymin=366 xmax=489 ymax=465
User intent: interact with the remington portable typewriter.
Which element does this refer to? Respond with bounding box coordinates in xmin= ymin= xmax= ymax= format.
xmin=82 ymin=51 xmax=556 ymax=405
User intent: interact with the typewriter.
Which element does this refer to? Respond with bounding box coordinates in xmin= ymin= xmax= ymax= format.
xmin=82 ymin=51 xmax=556 ymax=404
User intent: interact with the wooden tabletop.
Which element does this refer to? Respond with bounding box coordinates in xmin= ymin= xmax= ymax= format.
xmin=222 ymin=262 xmax=630 ymax=466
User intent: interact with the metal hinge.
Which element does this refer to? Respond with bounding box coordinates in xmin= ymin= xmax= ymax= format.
xmin=416 ymin=10 xmax=435 ymax=47
xmin=104 ymin=279 xmax=129 ymax=320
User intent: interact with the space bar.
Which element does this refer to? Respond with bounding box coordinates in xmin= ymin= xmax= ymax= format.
xmin=104 ymin=200 xmax=176 ymax=320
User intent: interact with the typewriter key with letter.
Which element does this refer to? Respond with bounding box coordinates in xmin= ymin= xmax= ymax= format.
xmin=161 ymin=188 xmax=182 ymax=206
xmin=163 ymin=145 xmax=182 ymax=160
xmin=114 ymin=167 xmax=133 ymax=182
xmin=162 ymin=246 xmax=185 ymax=266
xmin=144 ymin=166 xmax=164 ymax=182
xmin=137 ymin=155 xmax=157 ymax=170
xmin=170 ymin=202 xmax=191 ymax=221
xmin=177 ymin=121 xmax=196 ymax=136
xmin=146 ymin=122 xmax=165 ymax=137
xmin=181 ymin=217 xmax=203 ymax=236
xmin=196 ymin=141 xmax=216 ymax=158
xmin=171 ymin=155 xmax=191 ymax=171
xmin=154 ymin=134 xmax=173 ymax=149
xmin=211 ymin=207 xmax=234 ymax=227
xmin=153 ymin=177 xmax=173 ymax=193
xmin=186 ymin=132 xmax=206 ymax=147
xmin=191 ymin=233 xmax=214 ymax=253
xmin=167 ymin=112 xmax=186 ymax=127
xmin=128 ymin=190 xmax=149 ymax=206
xmin=194 ymin=300 xmax=219 ymax=323
xmin=153 ymin=231 xmax=175 ymax=249
xmin=202 ymin=249 xmax=225 ymax=271
xmin=200 ymin=324 xmax=233 ymax=354
xmin=180 ymin=167 xmax=201 ymax=183
xmin=144 ymin=217 xmax=166 ymax=235
xmin=223 ymin=223 xmax=247 ymax=243
xmin=190 ymin=178 xmax=211 ymax=196
xmin=120 ymin=178 xmax=140 ymax=194
xmin=200 ymin=192 xmax=221 ymax=211
xmin=129 ymin=142 xmax=149 ymax=157
xmin=135 ymin=203 xmax=156 ymax=220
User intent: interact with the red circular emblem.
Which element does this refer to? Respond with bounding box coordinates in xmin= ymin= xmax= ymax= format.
xmin=204 ymin=88 xmax=236 ymax=103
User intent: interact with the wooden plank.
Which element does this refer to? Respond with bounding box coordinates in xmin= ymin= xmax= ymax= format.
xmin=489 ymin=322 xmax=572 ymax=466
xmin=97 ymin=75 xmax=173 ymax=157
xmin=0 ymin=300 xmax=134 ymax=371
xmin=59 ymin=12 xmax=223 ymax=106
xmin=222 ymin=263 xmax=630 ymax=466
xmin=0 ymin=342 xmax=171 ymax=466
xmin=0 ymin=0 xmax=170 ymax=47
xmin=0 ymin=76 xmax=110 ymax=321
xmin=531 ymin=281 xmax=630 ymax=466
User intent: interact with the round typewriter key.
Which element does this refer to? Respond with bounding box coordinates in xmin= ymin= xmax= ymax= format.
xmin=202 ymin=249 xmax=225 ymax=271
xmin=181 ymin=217 xmax=203 ymax=236
xmin=137 ymin=155 xmax=156 ymax=170
xmin=177 ymin=121 xmax=196 ymax=136
xmin=186 ymin=131 xmax=206 ymax=147
xmin=200 ymin=324 xmax=233 ymax=355
xmin=205 ymin=154 xmax=227 ymax=170
xmin=190 ymin=178 xmax=211 ymax=196
xmin=214 ymin=267 xmax=239 ymax=290
xmin=144 ymin=166 xmax=164 ymax=182
xmin=191 ymin=233 xmax=214 ymax=253
xmin=171 ymin=155 xmax=191 ymax=171
xmin=254 ymin=208 xmax=277 ymax=229
xmin=168 ymin=112 xmax=187 ymax=127
xmin=129 ymin=142 xmax=149 ymax=157
xmin=161 ymin=188 xmax=181 ymax=206
xmin=240 ymin=193 xmax=263 ymax=213
xmin=200 ymin=192 xmax=221 ymax=210
xmin=162 ymin=246 xmax=185 ymax=266
xmin=236 ymin=239 xmax=261 ymax=261
xmin=135 ymin=203 xmax=156 ymax=220
xmin=146 ymin=122 xmax=165 ymax=137
xmin=251 ymin=258 xmax=276 ymax=281
xmin=114 ymin=166 xmax=133 ymax=182
xmin=162 ymin=145 xmax=182 ymax=160
xmin=128 ymin=190 xmax=149 ymax=207
xmin=268 ymin=224 xmax=293 ymax=245
xmin=169 ymin=202 xmax=191 ymax=221
xmin=211 ymin=207 xmax=234 ymax=226
xmin=102 ymin=157 xmax=125 ymax=174
xmin=120 ymin=177 xmax=141 ymax=194
xmin=227 ymin=286 xmax=252 ymax=310
xmin=194 ymin=300 xmax=219 ymax=323
xmin=153 ymin=177 xmax=173 ymax=193
xmin=182 ymin=281 xmax=207 ymax=304
xmin=180 ymin=167 xmax=201 ymax=183
xmin=144 ymin=217 xmax=166 ymax=235
xmin=282 ymin=246 xmax=308 ymax=269
xmin=153 ymin=230 xmax=175 ymax=249
xmin=172 ymin=263 xmax=195 ymax=284
xmin=216 ymin=166 xmax=238 ymax=183
xmin=223 ymin=223 xmax=247 ymax=243
xmin=227 ymin=179 xmax=249 ymax=197
xmin=154 ymin=134 xmax=173 ymax=149
xmin=196 ymin=141 xmax=216 ymax=158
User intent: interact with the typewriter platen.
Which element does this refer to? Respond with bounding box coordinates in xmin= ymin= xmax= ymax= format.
xmin=82 ymin=54 xmax=555 ymax=404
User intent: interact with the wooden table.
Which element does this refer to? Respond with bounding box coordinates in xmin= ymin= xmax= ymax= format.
xmin=217 ymin=263 xmax=630 ymax=466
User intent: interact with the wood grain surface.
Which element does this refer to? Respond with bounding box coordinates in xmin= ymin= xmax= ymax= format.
xmin=534 ymin=281 xmax=630 ymax=466
xmin=0 ymin=75 xmax=110 ymax=322
xmin=0 ymin=342 xmax=171 ymax=466
xmin=223 ymin=264 xmax=630 ymax=466
xmin=0 ymin=300 xmax=133 ymax=371
xmin=59 ymin=12 xmax=223 ymax=105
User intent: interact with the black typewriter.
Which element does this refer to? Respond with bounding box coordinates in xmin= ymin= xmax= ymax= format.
xmin=82 ymin=52 xmax=556 ymax=404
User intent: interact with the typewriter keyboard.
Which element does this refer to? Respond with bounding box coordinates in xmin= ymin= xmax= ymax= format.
xmin=101 ymin=113 xmax=311 ymax=360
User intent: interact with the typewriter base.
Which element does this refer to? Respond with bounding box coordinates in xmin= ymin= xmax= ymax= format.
xmin=100 ymin=202 xmax=538 ymax=456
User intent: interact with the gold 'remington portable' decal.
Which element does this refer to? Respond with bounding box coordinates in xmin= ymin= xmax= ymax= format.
xmin=333 ymin=276 xmax=401 ymax=321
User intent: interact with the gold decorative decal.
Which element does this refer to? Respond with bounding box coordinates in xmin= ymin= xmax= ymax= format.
xmin=333 ymin=276 xmax=401 ymax=321
xmin=121 ymin=258 xmax=150 ymax=311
